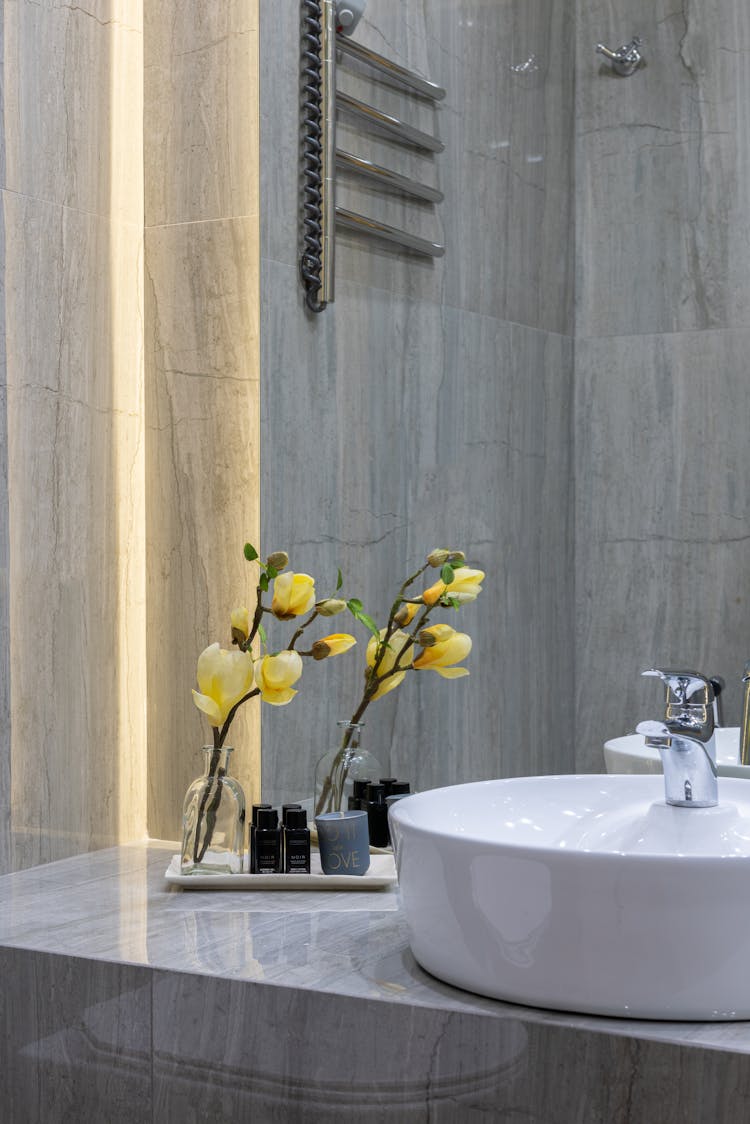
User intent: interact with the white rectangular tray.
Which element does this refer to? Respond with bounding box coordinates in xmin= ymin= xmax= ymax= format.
xmin=165 ymin=851 xmax=397 ymax=890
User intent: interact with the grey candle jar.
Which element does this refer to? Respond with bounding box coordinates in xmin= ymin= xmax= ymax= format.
xmin=315 ymin=810 xmax=371 ymax=876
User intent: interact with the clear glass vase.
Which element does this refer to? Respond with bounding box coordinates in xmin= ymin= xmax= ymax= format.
xmin=314 ymin=721 xmax=384 ymax=817
xmin=181 ymin=746 xmax=246 ymax=875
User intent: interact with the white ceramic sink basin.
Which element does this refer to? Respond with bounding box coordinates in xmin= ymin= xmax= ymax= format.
xmin=389 ymin=775 xmax=750 ymax=1020
xmin=604 ymin=726 xmax=750 ymax=779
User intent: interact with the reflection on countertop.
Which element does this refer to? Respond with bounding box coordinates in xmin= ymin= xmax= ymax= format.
xmin=0 ymin=840 xmax=749 ymax=1053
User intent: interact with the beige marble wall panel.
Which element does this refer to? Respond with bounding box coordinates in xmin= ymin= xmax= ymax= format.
xmin=576 ymin=0 xmax=750 ymax=337
xmin=574 ymin=330 xmax=750 ymax=772
xmin=2 ymin=0 xmax=143 ymax=224
xmin=3 ymin=191 xmax=146 ymax=870
xmin=261 ymin=259 xmax=574 ymax=805
xmin=0 ymin=212 xmax=8 ymax=871
xmin=263 ymin=0 xmax=574 ymax=335
xmin=144 ymin=0 xmax=258 ymax=227
xmin=145 ymin=216 xmax=260 ymax=841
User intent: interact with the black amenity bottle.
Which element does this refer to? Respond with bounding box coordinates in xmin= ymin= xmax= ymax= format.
xmin=366 ymin=783 xmax=390 ymax=847
xmin=249 ymin=803 xmax=272 ymax=873
xmin=284 ymin=809 xmax=311 ymax=874
xmin=255 ymin=808 xmax=282 ymax=873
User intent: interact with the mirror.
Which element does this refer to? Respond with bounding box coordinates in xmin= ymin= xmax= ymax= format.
xmin=260 ymin=0 xmax=750 ymax=810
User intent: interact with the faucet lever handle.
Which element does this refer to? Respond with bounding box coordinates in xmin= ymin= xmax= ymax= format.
xmin=642 ymin=667 xmax=715 ymax=741
xmin=641 ymin=667 xmax=714 ymax=706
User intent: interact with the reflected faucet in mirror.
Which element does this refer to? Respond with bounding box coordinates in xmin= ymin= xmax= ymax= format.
xmin=740 ymin=661 xmax=750 ymax=766
xmin=595 ymin=36 xmax=644 ymax=77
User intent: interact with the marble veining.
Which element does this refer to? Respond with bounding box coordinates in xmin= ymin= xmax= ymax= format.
xmin=143 ymin=2 xmax=261 ymax=842
xmin=575 ymin=329 xmax=750 ymax=770
xmin=576 ymin=0 xmax=750 ymax=337
xmin=260 ymin=259 xmax=574 ymax=806
xmin=4 ymin=844 xmax=750 ymax=1121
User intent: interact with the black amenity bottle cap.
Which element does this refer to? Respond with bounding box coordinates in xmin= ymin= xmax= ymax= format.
xmin=285 ymin=809 xmax=308 ymax=830
xmin=352 ymin=779 xmax=371 ymax=799
xmin=282 ymin=803 xmax=302 ymax=824
xmin=391 ymin=781 xmax=411 ymax=795
xmin=252 ymin=803 xmax=272 ymax=824
xmin=256 ymin=808 xmax=278 ymax=830
xmin=367 ymin=783 xmax=386 ymax=803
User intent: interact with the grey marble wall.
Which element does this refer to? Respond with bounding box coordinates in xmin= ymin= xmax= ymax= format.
xmin=260 ymin=0 xmax=576 ymax=804
xmin=574 ymin=0 xmax=750 ymax=769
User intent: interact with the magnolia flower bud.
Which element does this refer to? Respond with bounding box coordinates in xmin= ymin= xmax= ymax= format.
xmin=316 ymin=597 xmax=347 ymax=617
xmin=230 ymin=606 xmax=250 ymax=645
xmin=393 ymin=602 xmax=418 ymax=627
xmin=312 ymin=634 xmax=357 ymax=660
xmin=417 ymin=628 xmax=437 ymax=647
xmin=266 ymin=551 xmax=289 ymax=571
xmin=427 ymin=548 xmax=451 ymax=568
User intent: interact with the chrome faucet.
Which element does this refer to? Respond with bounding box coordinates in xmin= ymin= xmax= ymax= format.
xmin=636 ymin=668 xmax=718 ymax=808
xmin=596 ymin=37 xmax=644 ymax=77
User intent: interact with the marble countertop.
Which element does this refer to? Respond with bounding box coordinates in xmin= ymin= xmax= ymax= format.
xmin=1 ymin=840 xmax=750 ymax=1056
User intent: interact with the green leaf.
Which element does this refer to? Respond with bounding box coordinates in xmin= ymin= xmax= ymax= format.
xmin=266 ymin=563 xmax=278 ymax=580
xmin=257 ymin=622 xmax=267 ymax=649
xmin=446 ymin=596 xmax=460 ymax=610
xmin=244 ymin=543 xmax=259 ymax=562
xmin=441 ymin=563 xmax=455 ymax=585
xmin=357 ymin=612 xmax=381 ymax=640
xmin=347 ymin=597 xmax=363 ymax=613
xmin=259 ymin=572 xmax=269 ymax=593
xmin=336 ymin=568 xmax=343 ymax=591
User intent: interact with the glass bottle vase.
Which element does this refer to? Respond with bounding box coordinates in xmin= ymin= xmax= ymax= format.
xmin=181 ymin=746 xmax=246 ymax=875
xmin=314 ymin=721 xmax=384 ymax=817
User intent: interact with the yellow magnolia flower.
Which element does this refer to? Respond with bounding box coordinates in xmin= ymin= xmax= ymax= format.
xmin=192 ymin=643 xmax=255 ymax=728
xmin=254 ymin=650 xmax=303 ymax=705
xmin=271 ymin=571 xmax=316 ymax=620
xmin=413 ymin=625 xmax=472 ymax=678
xmin=311 ymin=633 xmax=357 ymax=660
xmin=230 ymin=606 xmax=250 ymax=643
xmin=422 ymin=567 xmax=485 ymax=607
xmin=366 ymin=628 xmax=413 ymax=700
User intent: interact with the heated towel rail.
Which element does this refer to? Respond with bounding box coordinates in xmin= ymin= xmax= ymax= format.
xmin=299 ymin=0 xmax=445 ymax=312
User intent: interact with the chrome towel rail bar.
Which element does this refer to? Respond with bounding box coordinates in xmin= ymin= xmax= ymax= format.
xmin=336 ymin=150 xmax=443 ymax=203
xmin=336 ymin=208 xmax=445 ymax=257
xmin=336 ymin=91 xmax=444 ymax=152
xmin=336 ymin=35 xmax=446 ymax=101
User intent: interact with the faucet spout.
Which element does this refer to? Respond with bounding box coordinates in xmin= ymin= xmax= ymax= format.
xmin=595 ymin=43 xmax=618 ymax=61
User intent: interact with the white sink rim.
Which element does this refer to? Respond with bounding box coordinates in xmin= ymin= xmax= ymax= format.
xmin=604 ymin=727 xmax=750 ymax=779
